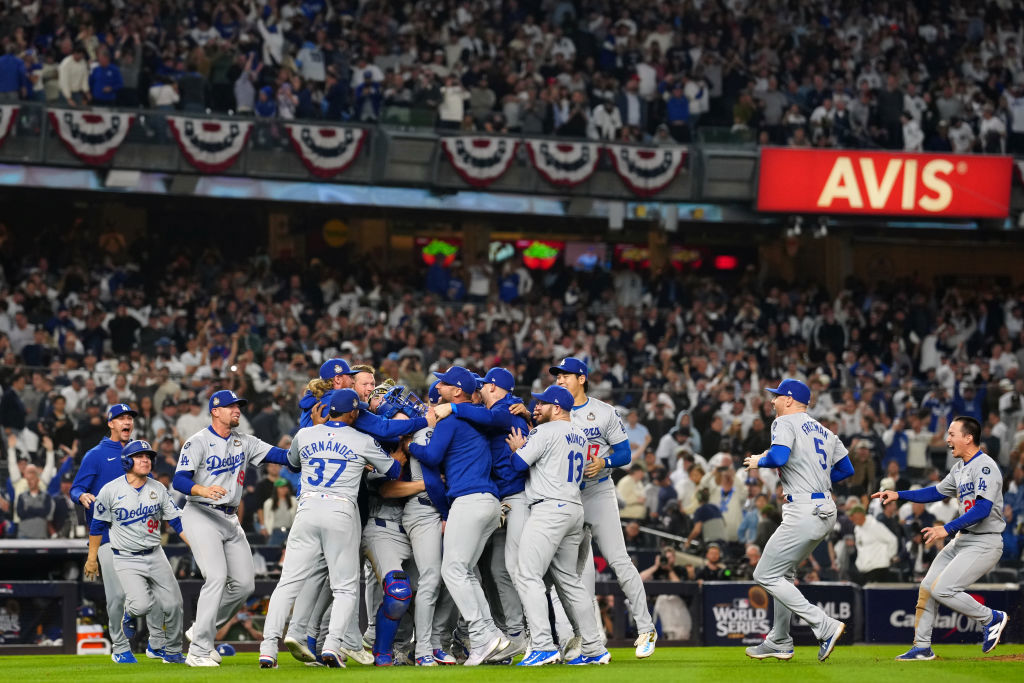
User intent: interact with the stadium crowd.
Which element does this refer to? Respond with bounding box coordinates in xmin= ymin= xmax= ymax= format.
xmin=0 ymin=1 xmax=1022 ymax=150
xmin=0 ymin=226 xmax=1023 ymax=600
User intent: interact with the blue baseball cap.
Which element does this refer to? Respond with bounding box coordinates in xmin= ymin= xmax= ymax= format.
xmin=122 ymin=439 xmax=156 ymax=458
xmin=549 ymin=357 xmax=588 ymax=377
xmin=433 ymin=366 xmax=478 ymax=394
xmin=765 ymin=378 xmax=811 ymax=405
xmin=106 ymin=403 xmax=137 ymax=421
xmin=532 ymin=385 xmax=574 ymax=411
xmin=427 ymin=380 xmax=441 ymax=405
xmin=471 ymin=372 xmax=484 ymax=391
xmin=329 ymin=388 xmax=363 ymax=414
xmin=209 ymin=389 xmax=248 ymax=412
xmin=481 ymin=367 xmax=515 ymax=392
xmin=320 ymin=358 xmax=357 ymax=379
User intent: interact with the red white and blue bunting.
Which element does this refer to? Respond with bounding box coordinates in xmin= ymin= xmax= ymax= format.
xmin=525 ymin=139 xmax=601 ymax=187
xmin=605 ymin=144 xmax=688 ymax=197
xmin=441 ymin=136 xmax=519 ymax=187
xmin=168 ymin=116 xmax=252 ymax=173
xmin=48 ymin=108 xmax=133 ymax=165
xmin=0 ymin=105 xmax=18 ymax=148
xmin=286 ymin=124 xmax=367 ymax=178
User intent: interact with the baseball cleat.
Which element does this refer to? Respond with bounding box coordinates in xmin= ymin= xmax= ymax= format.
xmin=185 ymin=625 xmax=194 ymax=642
xmin=340 ymin=646 xmax=374 ymax=665
xmin=415 ymin=654 xmax=437 ymax=666
xmin=321 ymin=649 xmax=346 ymax=668
xmin=518 ymin=649 xmax=560 ymax=666
xmin=566 ymin=651 xmax=611 ymax=665
xmin=284 ymin=635 xmax=315 ymax=662
xmin=486 ymin=636 xmax=515 ymax=662
xmin=161 ymin=652 xmax=187 ymax=664
xmin=983 ymin=611 xmax=1008 ymax=653
xmin=258 ymin=655 xmax=278 ymax=669
xmin=634 ymin=630 xmax=657 ymax=658
xmin=121 ymin=610 xmax=137 ymax=639
xmin=818 ymin=622 xmax=845 ymax=662
xmin=306 ymin=635 xmax=319 ymax=658
xmin=374 ymin=653 xmax=394 ymax=666
xmin=185 ymin=653 xmax=219 ymax=667
xmin=465 ymin=635 xmax=503 ymax=666
xmin=111 ymin=650 xmax=137 ymax=664
xmin=745 ymin=641 xmax=795 ymax=660
xmin=895 ymin=646 xmax=936 ymax=661
xmin=433 ymin=648 xmax=457 ymax=664
xmin=145 ymin=643 xmax=165 ymax=659
xmin=560 ymin=634 xmax=582 ymax=661
xmin=183 ymin=625 xmax=221 ymax=662
xmin=305 ymin=661 xmax=325 ymax=667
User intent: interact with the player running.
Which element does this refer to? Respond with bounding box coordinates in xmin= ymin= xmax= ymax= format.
xmin=743 ymin=379 xmax=853 ymax=663
xmin=505 ymin=385 xmax=610 ymax=666
xmin=84 ymin=440 xmax=189 ymax=665
xmin=872 ymin=416 xmax=1008 ymax=661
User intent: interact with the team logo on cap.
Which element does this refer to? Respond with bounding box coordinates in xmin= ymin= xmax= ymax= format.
xmin=213 ymin=397 xmax=220 ymax=406
xmin=560 ymin=359 xmax=568 ymax=366
xmin=140 ymin=441 xmax=151 ymax=450
xmin=351 ymin=398 xmax=358 ymax=408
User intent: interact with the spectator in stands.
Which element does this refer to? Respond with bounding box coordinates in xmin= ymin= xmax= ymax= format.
xmin=734 ymin=544 xmax=761 ymax=580
xmin=640 ymin=547 xmax=681 ymax=582
xmin=0 ymin=43 xmax=28 ymax=102
xmin=688 ymin=543 xmax=729 ymax=581
xmin=1 ymin=371 xmax=27 ymax=434
xmin=738 ymin=491 xmax=767 ymax=545
xmin=52 ymin=470 xmax=86 ymax=538
xmin=624 ymin=409 xmax=651 ymax=457
xmin=57 ymin=44 xmax=89 ymax=107
xmin=14 ymin=464 xmax=53 ymax=539
xmin=258 ymin=478 xmax=295 ymax=546
xmin=849 ymin=505 xmax=898 ymax=584
xmin=617 ymin=464 xmax=647 ymax=522
xmin=686 ymin=487 xmax=724 ymax=548
xmin=88 ymin=48 xmax=122 ymax=106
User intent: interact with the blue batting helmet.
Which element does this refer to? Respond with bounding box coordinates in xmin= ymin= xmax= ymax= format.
xmin=121 ymin=439 xmax=156 ymax=472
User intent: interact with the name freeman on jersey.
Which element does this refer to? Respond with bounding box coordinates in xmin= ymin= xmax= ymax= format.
xmin=114 ymin=502 xmax=162 ymax=524
xmin=800 ymin=422 xmax=830 ymax=439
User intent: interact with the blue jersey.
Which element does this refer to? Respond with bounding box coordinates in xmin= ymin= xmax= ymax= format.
xmin=408 ymin=413 xmax=497 ymax=500
xmin=70 ymin=436 xmax=128 ymax=544
xmin=451 ymin=396 xmax=529 ymax=498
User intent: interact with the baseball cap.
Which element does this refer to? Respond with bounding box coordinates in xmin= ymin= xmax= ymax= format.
xmin=433 ymin=366 xmax=477 ymax=394
xmin=122 ymin=439 xmax=156 ymax=458
xmin=531 ymin=385 xmax=574 ymax=411
xmin=481 ymin=367 xmax=515 ymax=392
xmin=427 ymin=380 xmax=441 ymax=405
xmin=320 ymin=358 xmax=356 ymax=379
xmin=549 ymin=357 xmax=588 ymax=377
xmin=106 ymin=403 xmax=137 ymax=421
xmin=329 ymin=388 xmax=363 ymax=414
xmin=209 ymin=389 xmax=248 ymax=412
xmin=765 ymin=378 xmax=811 ymax=405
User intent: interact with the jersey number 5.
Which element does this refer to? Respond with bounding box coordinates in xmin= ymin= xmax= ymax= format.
xmin=566 ymin=451 xmax=584 ymax=483
xmin=814 ymin=438 xmax=827 ymax=471
xmin=308 ymin=458 xmax=348 ymax=486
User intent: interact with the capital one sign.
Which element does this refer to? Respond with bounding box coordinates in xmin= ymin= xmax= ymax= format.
xmin=757 ymin=148 xmax=1012 ymax=218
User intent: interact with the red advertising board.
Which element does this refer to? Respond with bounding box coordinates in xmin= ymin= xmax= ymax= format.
xmin=757 ymin=148 xmax=1012 ymax=218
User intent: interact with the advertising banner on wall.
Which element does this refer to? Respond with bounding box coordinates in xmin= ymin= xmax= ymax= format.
xmin=863 ymin=584 xmax=1020 ymax=644
xmin=702 ymin=581 xmax=857 ymax=646
xmin=757 ymin=148 xmax=1012 ymax=218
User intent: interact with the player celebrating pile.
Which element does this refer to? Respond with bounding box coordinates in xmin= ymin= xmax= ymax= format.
xmin=872 ymin=416 xmax=1008 ymax=661
xmin=743 ymin=379 xmax=853 ymax=662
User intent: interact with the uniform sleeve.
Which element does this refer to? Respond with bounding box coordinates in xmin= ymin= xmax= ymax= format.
xmin=361 ymin=436 xmax=400 ymax=479
xmin=93 ymin=485 xmax=112 ymax=523
xmin=159 ymin=486 xmax=181 ymax=521
xmin=831 ymin=437 xmax=849 ymax=467
xmin=771 ymin=417 xmax=796 ymax=449
xmin=287 ymin=438 xmax=302 ymax=470
xmin=70 ymin=453 xmax=97 ymax=503
xmin=971 ymin=461 xmax=999 ymax=502
xmin=605 ymin=406 xmax=629 ymax=446
xmin=355 ymin=410 xmax=428 ymax=440
xmin=408 ymin=416 xmax=455 ymax=467
xmin=936 ymin=469 xmax=958 ymax=498
xmin=244 ymin=434 xmax=273 ymax=467
xmin=176 ymin=438 xmax=199 ymax=474
xmin=515 ymin=428 xmax=548 ymax=467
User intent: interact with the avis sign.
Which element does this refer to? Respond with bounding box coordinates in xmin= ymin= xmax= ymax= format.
xmin=757 ymin=148 xmax=1012 ymax=218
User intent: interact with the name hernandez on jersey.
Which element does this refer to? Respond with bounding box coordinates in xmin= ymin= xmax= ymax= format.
xmin=937 ymin=452 xmax=1006 ymax=534
xmin=770 ymin=412 xmax=848 ymax=495
xmin=176 ymin=427 xmax=273 ymax=507
xmin=570 ymin=397 xmax=629 ymax=483
xmin=286 ymin=422 xmax=398 ymax=499
xmin=94 ymin=477 xmax=181 ymax=552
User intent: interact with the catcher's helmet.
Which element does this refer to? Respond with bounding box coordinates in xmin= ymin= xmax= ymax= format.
xmin=121 ymin=439 xmax=156 ymax=472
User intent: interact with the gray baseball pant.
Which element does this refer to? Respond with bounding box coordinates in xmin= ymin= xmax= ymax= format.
xmin=115 ymin=548 xmax=183 ymax=654
xmin=441 ymin=493 xmax=501 ymax=650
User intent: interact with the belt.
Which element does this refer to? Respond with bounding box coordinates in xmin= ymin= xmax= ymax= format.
xmin=785 ymin=492 xmax=827 ymax=503
xmin=416 ymin=496 xmax=433 ymax=507
xmin=961 ymin=530 xmax=1000 ymax=535
xmin=196 ymin=501 xmax=238 ymax=515
xmin=112 ymin=547 xmax=156 ymax=557
xmin=373 ymin=518 xmax=407 ymax=534
xmin=580 ymin=475 xmax=610 ymax=491
xmin=302 ymin=492 xmax=353 ymax=505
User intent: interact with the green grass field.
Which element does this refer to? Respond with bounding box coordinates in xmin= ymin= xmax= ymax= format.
xmin=3 ymin=645 xmax=1023 ymax=682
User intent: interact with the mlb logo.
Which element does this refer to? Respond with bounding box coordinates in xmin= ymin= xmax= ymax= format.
xmin=733 ymin=598 xmax=750 ymax=609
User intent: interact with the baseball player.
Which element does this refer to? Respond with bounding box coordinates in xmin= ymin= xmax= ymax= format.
xmin=434 ymin=367 xmax=529 ymax=657
xmin=83 ymin=440 xmax=189 ymax=665
xmin=541 ymin=357 xmax=657 ymax=659
xmin=406 ymin=366 xmax=515 ymax=665
xmin=298 ymin=359 xmax=358 ymax=427
xmin=172 ymin=389 xmax=296 ymax=667
xmin=872 ymin=415 xmax=1008 ymax=660
xmin=71 ymin=403 xmax=168 ymax=663
xmin=505 ymin=385 xmax=611 ymax=666
xmin=258 ymin=389 xmax=404 ymax=669
xmin=743 ymin=378 xmax=853 ymax=662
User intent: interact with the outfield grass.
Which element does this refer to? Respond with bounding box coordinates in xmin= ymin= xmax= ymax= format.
xmin=2 ymin=645 xmax=1022 ymax=681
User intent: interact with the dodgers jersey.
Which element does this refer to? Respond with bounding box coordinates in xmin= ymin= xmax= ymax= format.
xmin=570 ymin=397 xmax=629 ymax=483
xmin=287 ymin=421 xmax=399 ymax=499
xmin=93 ymin=476 xmax=181 ymax=552
xmin=936 ymin=451 xmax=1005 ymax=534
xmin=770 ymin=412 xmax=849 ymax=495
xmin=176 ymin=426 xmax=273 ymax=507
xmin=517 ymin=420 xmax=588 ymax=505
